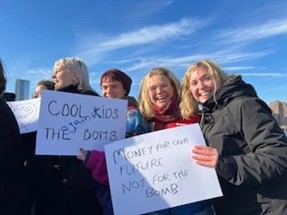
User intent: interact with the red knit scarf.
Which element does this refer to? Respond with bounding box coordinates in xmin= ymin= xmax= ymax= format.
xmin=149 ymin=97 xmax=180 ymax=130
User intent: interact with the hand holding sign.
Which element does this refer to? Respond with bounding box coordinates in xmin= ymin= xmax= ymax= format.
xmin=36 ymin=90 xmax=127 ymax=155
xmin=105 ymin=124 xmax=222 ymax=215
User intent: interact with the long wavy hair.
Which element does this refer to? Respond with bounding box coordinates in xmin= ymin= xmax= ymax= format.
xmin=138 ymin=67 xmax=180 ymax=119
xmin=53 ymin=57 xmax=94 ymax=92
xmin=180 ymin=60 xmax=230 ymax=119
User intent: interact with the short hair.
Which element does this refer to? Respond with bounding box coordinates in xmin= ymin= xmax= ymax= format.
xmin=138 ymin=67 xmax=180 ymax=119
xmin=0 ymin=58 xmax=7 ymax=96
xmin=100 ymin=69 xmax=132 ymax=96
xmin=180 ymin=60 xmax=230 ymax=119
xmin=37 ymin=80 xmax=55 ymax=90
xmin=53 ymin=57 xmax=94 ymax=92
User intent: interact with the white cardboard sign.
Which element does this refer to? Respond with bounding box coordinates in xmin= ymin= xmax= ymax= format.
xmin=7 ymin=98 xmax=41 ymax=134
xmin=105 ymin=124 xmax=222 ymax=215
xmin=36 ymin=90 xmax=127 ymax=155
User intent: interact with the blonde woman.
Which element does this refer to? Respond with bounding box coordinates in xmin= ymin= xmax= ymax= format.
xmin=139 ymin=67 xmax=213 ymax=215
xmin=180 ymin=60 xmax=287 ymax=215
xmin=50 ymin=57 xmax=101 ymax=215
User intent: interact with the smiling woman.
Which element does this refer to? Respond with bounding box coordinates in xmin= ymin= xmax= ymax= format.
xmin=138 ymin=67 xmax=213 ymax=215
xmin=76 ymin=68 xmax=151 ymax=214
xmin=180 ymin=60 xmax=287 ymax=215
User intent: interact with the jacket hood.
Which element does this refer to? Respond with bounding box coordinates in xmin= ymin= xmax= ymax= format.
xmin=203 ymin=75 xmax=258 ymax=111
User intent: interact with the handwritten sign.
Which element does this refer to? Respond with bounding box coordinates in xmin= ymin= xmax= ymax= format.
xmin=105 ymin=124 xmax=222 ymax=215
xmin=7 ymin=98 xmax=41 ymax=134
xmin=36 ymin=90 xmax=127 ymax=155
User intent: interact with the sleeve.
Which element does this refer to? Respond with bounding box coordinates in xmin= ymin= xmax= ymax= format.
xmin=126 ymin=108 xmax=151 ymax=137
xmin=217 ymin=98 xmax=287 ymax=186
xmin=85 ymin=150 xmax=109 ymax=185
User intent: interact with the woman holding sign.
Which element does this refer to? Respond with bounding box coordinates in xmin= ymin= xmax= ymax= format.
xmin=138 ymin=67 xmax=213 ymax=215
xmin=180 ymin=60 xmax=287 ymax=215
xmin=77 ymin=69 xmax=150 ymax=214
xmin=50 ymin=57 xmax=102 ymax=215
xmin=0 ymin=58 xmax=27 ymax=214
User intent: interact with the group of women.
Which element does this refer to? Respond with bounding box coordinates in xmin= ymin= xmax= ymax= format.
xmin=1 ymin=57 xmax=287 ymax=215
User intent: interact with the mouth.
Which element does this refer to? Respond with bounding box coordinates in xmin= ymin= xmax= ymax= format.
xmin=156 ymin=95 xmax=168 ymax=101
xmin=200 ymin=91 xmax=211 ymax=98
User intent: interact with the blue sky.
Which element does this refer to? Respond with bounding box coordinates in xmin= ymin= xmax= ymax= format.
xmin=1 ymin=0 xmax=287 ymax=104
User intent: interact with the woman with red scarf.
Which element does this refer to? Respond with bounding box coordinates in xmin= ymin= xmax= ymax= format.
xmin=138 ymin=67 xmax=214 ymax=215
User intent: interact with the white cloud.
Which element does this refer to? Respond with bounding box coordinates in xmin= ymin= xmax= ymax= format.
xmin=224 ymin=66 xmax=268 ymax=73
xmin=219 ymin=19 xmax=287 ymax=43
xmin=224 ymin=66 xmax=256 ymax=71
xmin=124 ymin=50 xmax=268 ymax=72
xmin=129 ymin=0 xmax=175 ymax=18
xmin=241 ymin=72 xmax=287 ymax=77
xmin=78 ymin=18 xmax=204 ymax=55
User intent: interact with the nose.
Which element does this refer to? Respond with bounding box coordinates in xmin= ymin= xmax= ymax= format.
xmin=156 ymin=86 xmax=163 ymax=94
xmin=197 ymin=80 xmax=206 ymax=90
xmin=106 ymin=86 xmax=112 ymax=93
xmin=103 ymin=87 xmax=113 ymax=96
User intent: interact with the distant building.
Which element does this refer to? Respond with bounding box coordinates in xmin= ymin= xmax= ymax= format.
xmin=269 ymin=101 xmax=287 ymax=127
xmin=15 ymin=79 xmax=30 ymax=101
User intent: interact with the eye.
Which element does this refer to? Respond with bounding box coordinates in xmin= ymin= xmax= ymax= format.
xmin=203 ymin=75 xmax=211 ymax=81
xmin=160 ymin=84 xmax=168 ymax=89
xmin=190 ymin=81 xmax=197 ymax=86
xmin=149 ymin=86 xmax=156 ymax=91
xmin=55 ymin=70 xmax=61 ymax=75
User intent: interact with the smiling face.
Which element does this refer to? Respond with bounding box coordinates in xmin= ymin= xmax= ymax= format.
xmin=101 ymin=78 xmax=126 ymax=99
xmin=52 ymin=65 xmax=77 ymax=90
xmin=189 ymin=66 xmax=216 ymax=104
xmin=148 ymin=74 xmax=174 ymax=109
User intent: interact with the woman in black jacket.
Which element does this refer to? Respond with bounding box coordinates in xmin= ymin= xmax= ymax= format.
xmin=22 ymin=80 xmax=58 ymax=215
xmin=180 ymin=60 xmax=287 ymax=215
xmin=0 ymin=59 xmax=27 ymax=215
xmin=47 ymin=57 xmax=102 ymax=215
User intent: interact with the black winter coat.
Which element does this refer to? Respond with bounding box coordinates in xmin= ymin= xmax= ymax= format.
xmin=56 ymin=85 xmax=100 ymax=188
xmin=200 ymin=76 xmax=287 ymax=215
xmin=0 ymin=97 xmax=26 ymax=214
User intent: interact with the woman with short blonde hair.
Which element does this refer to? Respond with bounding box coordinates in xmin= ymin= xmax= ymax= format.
xmin=53 ymin=57 xmax=94 ymax=93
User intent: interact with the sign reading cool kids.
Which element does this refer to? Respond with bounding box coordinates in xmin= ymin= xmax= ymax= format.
xmin=36 ymin=90 xmax=127 ymax=155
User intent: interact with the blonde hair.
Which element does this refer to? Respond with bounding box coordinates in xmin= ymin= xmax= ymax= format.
xmin=180 ymin=60 xmax=230 ymax=119
xmin=138 ymin=67 xmax=180 ymax=119
xmin=53 ymin=57 xmax=94 ymax=92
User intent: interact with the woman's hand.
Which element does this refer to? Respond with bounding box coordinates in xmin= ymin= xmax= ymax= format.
xmin=77 ymin=148 xmax=88 ymax=161
xmin=192 ymin=145 xmax=219 ymax=168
